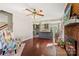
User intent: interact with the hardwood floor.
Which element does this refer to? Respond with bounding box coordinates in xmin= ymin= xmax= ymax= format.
xmin=21 ymin=38 xmax=67 ymax=56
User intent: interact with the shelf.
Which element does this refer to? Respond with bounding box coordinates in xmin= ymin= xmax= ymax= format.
xmin=64 ymin=19 xmax=79 ymax=25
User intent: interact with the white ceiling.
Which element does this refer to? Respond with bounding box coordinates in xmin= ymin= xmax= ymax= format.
xmin=0 ymin=3 xmax=65 ymax=20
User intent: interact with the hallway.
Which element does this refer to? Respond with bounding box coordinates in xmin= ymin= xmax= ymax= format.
xmin=21 ymin=38 xmax=67 ymax=56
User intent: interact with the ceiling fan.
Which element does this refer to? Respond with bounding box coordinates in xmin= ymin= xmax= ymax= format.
xmin=25 ymin=8 xmax=44 ymax=19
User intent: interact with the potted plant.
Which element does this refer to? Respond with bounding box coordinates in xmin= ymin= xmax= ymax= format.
xmin=59 ymin=39 xmax=65 ymax=48
xmin=65 ymin=37 xmax=76 ymax=55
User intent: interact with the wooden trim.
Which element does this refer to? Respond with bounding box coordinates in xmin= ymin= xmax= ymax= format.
xmin=0 ymin=24 xmax=8 ymax=30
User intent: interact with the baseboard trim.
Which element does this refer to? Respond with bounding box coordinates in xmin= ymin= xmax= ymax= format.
xmin=22 ymin=37 xmax=33 ymax=43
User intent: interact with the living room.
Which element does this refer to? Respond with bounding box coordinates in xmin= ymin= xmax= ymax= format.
xmin=0 ymin=3 xmax=79 ymax=56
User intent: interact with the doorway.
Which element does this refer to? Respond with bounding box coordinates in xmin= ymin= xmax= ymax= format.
xmin=51 ymin=23 xmax=61 ymax=44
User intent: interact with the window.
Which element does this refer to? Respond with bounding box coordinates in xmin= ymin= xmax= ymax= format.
xmin=44 ymin=24 xmax=49 ymax=29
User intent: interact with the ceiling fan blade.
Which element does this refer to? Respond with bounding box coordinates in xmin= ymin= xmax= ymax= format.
xmin=25 ymin=9 xmax=33 ymax=12
xmin=36 ymin=13 xmax=44 ymax=16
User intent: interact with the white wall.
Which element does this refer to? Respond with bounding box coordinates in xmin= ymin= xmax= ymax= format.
xmin=0 ymin=4 xmax=33 ymax=41
xmin=13 ymin=12 xmax=33 ymax=41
